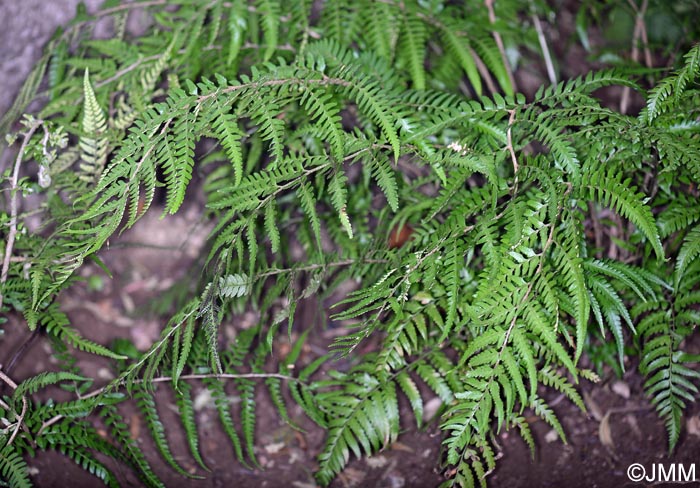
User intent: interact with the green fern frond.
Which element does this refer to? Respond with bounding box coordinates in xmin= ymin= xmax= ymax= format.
xmin=584 ymin=169 xmax=664 ymax=259
xmin=257 ymin=0 xmax=280 ymax=61
xmin=436 ymin=20 xmax=482 ymax=95
xmin=13 ymin=372 xmax=87 ymax=402
xmin=315 ymin=370 xmax=399 ymax=486
xmin=135 ymin=385 xmax=198 ymax=478
xmin=675 ymin=225 xmax=700 ymax=288
xmin=0 ymin=446 xmax=31 ymax=488
xmin=399 ymin=11 xmax=427 ymax=90
xmin=645 ymin=43 xmax=700 ymax=124
xmin=79 ymin=70 xmax=108 ymax=182
xmin=174 ymin=381 xmax=209 ymax=471
xmin=40 ymin=305 xmax=127 ymax=360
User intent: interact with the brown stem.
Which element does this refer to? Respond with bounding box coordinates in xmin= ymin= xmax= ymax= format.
xmin=0 ymin=120 xmax=43 ymax=311
xmin=37 ymin=371 xmax=300 ymax=436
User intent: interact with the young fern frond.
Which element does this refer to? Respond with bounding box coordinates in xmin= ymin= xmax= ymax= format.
xmin=79 ymin=70 xmax=108 ymax=182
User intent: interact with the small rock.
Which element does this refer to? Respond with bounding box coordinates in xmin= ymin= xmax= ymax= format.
xmin=365 ymin=455 xmax=389 ymax=469
xmin=687 ymin=415 xmax=700 ymax=438
xmin=193 ymin=389 xmax=215 ymax=411
xmin=386 ymin=473 xmax=405 ymax=488
xmin=264 ymin=442 xmax=285 ymax=454
xmin=544 ymin=429 xmax=559 ymax=443
xmin=611 ymin=381 xmax=630 ymax=399
xmin=424 ymin=397 xmax=442 ymax=421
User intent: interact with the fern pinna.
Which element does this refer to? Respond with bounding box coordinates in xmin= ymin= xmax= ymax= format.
xmin=1 ymin=1 xmax=700 ymax=487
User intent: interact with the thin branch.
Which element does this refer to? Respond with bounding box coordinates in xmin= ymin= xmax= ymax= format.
xmin=484 ymin=0 xmax=517 ymax=93
xmin=505 ymin=108 xmax=520 ymax=195
xmin=255 ymin=258 xmax=390 ymax=279
xmin=620 ymin=0 xmax=650 ymax=114
xmin=95 ymin=54 xmax=161 ymax=89
xmin=7 ymin=396 xmax=27 ymax=447
xmin=627 ymin=0 xmax=653 ymax=68
xmin=532 ymin=13 xmax=557 ymax=85
xmin=468 ymin=46 xmax=500 ymax=95
xmin=0 ymin=367 xmax=27 ymax=447
xmin=0 ymin=369 xmax=19 ymax=389
xmin=93 ymin=41 xmax=298 ymax=91
xmin=0 ymin=119 xmax=42 ymax=310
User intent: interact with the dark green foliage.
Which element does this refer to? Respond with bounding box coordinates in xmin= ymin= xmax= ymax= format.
xmin=1 ymin=1 xmax=700 ymax=488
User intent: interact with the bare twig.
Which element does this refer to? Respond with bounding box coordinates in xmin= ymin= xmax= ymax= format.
xmin=484 ymin=0 xmax=517 ymax=93
xmin=0 ymin=367 xmax=27 ymax=447
xmin=0 ymin=120 xmax=42 ymax=311
xmin=0 ymin=369 xmax=19 ymax=389
xmin=628 ymin=0 xmax=653 ymax=69
xmin=532 ymin=13 xmax=557 ymax=85
xmin=506 ymin=109 xmax=520 ymax=194
xmin=5 ymin=329 xmax=41 ymax=376
xmin=256 ymin=258 xmax=389 ymax=279
xmin=620 ymin=0 xmax=650 ymax=114
xmin=468 ymin=46 xmax=500 ymax=95
xmin=7 ymin=396 xmax=27 ymax=447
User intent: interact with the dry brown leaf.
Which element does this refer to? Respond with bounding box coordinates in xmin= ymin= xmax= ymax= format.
xmin=624 ymin=413 xmax=642 ymax=439
xmin=294 ymin=430 xmax=308 ymax=450
xmin=120 ymin=291 xmax=135 ymax=314
xmin=598 ymin=411 xmax=614 ymax=450
xmin=365 ymin=455 xmax=389 ymax=469
xmin=129 ymin=413 xmax=141 ymax=440
xmin=584 ymin=390 xmax=604 ymax=421
xmin=390 ymin=441 xmax=414 ymax=453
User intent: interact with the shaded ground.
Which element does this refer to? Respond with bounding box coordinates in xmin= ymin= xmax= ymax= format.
xmin=2 ymin=1 xmax=700 ymax=488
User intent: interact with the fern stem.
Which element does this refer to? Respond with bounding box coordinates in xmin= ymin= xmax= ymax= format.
xmin=0 ymin=119 xmax=43 ymax=311
xmin=505 ymin=109 xmax=520 ymax=192
xmin=0 ymin=369 xmax=19 ymax=390
xmin=531 ymin=13 xmax=556 ymax=86
xmin=37 ymin=372 xmax=303 ymax=437
xmin=256 ymin=258 xmax=390 ymax=279
xmin=0 ymin=368 xmax=28 ymax=447
xmin=620 ymin=0 xmax=651 ymax=114
xmin=197 ymin=75 xmax=352 ymax=105
xmin=6 ymin=396 xmax=27 ymax=447
xmin=467 ymin=45 xmax=499 ymax=95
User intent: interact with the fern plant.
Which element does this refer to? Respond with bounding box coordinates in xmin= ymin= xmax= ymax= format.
xmin=1 ymin=1 xmax=700 ymax=487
